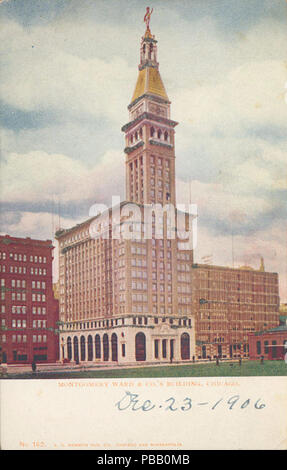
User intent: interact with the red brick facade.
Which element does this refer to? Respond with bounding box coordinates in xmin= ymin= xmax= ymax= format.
xmin=0 ymin=235 xmax=59 ymax=364
xmin=248 ymin=326 xmax=287 ymax=360
xmin=191 ymin=263 xmax=280 ymax=359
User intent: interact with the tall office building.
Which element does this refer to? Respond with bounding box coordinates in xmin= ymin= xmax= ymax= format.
xmin=56 ymin=20 xmax=195 ymax=364
xmin=56 ymin=16 xmax=280 ymax=365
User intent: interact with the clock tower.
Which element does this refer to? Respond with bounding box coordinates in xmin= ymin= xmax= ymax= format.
xmin=122 ymin=24 xmax=178 ymax=207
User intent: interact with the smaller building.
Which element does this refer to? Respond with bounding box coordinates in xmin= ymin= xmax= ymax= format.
xmin=248 ymin=325 xmax=287 ymax=360
xmin=191 ymin=262 xmax=280 ymax=359
xmin=0 ymin=235 xmax=59 ymax=365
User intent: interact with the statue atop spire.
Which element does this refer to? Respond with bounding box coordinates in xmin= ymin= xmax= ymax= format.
xmin=144 ymin=7 xmax=153 ymax=33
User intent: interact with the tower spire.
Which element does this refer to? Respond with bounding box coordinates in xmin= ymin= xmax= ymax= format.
xmin=122 ymin=11 xmax=178 ymax=206
xmin=130 ymin=9 xmax=169 ymax=106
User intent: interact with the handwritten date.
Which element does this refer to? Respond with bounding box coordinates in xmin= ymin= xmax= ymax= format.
xmin=115 ymin=391 xmax=266 ymax=412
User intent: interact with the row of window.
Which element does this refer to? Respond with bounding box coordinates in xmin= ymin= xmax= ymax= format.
xmin=152 ymin=272 xmax=172 ymax=281
xmin=3 ymin=319 xmax=48 ymax=328
xmin=132 ymin=281 xmax=148 ymax=290
xmin=1 ymin=292 xmax=47 ymax=302
xmin=0 ymin=265 xmax=47 ymax=275
xmin=131 ymin=258 xmax=147 ymax=267
xmin=60 ymin=230 xmax=90 ymax=247
xmin=196 ymin=281 xmax=278 ymax=293
xmin=11 ymin=280 xmax=26 ymax=288
xmin=3 ymin=279 xmax=46 ymax=289
xmin=1 ymin=305 xmax=47 ymax=315
xmin=32 ymin=294 xmax=46 ymax=302
xmin=0 ymin=252 xmax=47 ymax=263
xmin=11 ymin=319 xmax=27 ymax=328
xmin=148 ymin=167 xmax=169 ymax=179
xmin=65 ymin=317 xmax=126 ymax=330
xmin=128 ymin=127 xmax=171 ymax=145
xmin=32 ymin=281 xmax=46 ymax=289
xmin=64 ymin=315 xmax=192 ymax=331
xmin=0 ymin=265 xmax=26 ymax=273
xmin=2 ymin=334 xmax=27 ymax=343
xmin=256 ymin=339 xmax=287 ymax=355
xmin=198 ymin=271 xmax=278 ymax=283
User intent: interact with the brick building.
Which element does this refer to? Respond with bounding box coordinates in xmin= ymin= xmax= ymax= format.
xmin=248 ymin=325 xmax=287 ymax=360
xmin=0 ymin=235 xmax=59 ymax=364
xmin=56 ymin=22 xmax=196 ymax=365
xmin=191 ymin=263 xmax=280 ymax=359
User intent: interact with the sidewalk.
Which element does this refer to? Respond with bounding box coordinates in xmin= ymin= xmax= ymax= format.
xmin=1 ymin=357 xmax=247 ymax=377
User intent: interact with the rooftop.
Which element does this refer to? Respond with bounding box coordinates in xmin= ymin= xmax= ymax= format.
xmin=192 ymin=263 xmax=278 ymax=275
xmin=251 ymin=325 xmax=287 ymax=336
xmin=0 ymin=234 xmax=53 ymax=247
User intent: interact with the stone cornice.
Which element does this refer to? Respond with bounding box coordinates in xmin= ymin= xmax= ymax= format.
xmin=124 ymin=141 xmax=144 ymax=154
xmin=138 ymin=62 xmax=158 ymax=71
xmin=149 ymin=139 xmax=173 ymax=149
xmin=128 ymin=93 xmax=170 ymax=110
xmin=121 ymin=112 xmax=178 ymax=133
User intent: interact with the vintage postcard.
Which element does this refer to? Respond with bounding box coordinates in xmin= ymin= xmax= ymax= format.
xmin=0 ymin=0 xmax=287 ymax=451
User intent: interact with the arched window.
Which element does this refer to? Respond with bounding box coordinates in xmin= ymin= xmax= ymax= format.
xmin=103 ymin=334 xmax=109 ymax=361
xmin=111 ymin=333 xmax=118 ymax=362
xmin=67 ymin=337 xmax=72 ymax=360
xmin=80 ymin=335 xmax=86 ymax=361
xmin=95 ymin=334 xmax=101 ymax=359
xmin=202 ymin=345 xmax=206 ymax=359
xmin=135 ymin=332 xmax=146 ymax=361
xmin=73 ymin=336 xmax=79 ymax=363
xmin=154 ymin=339 xmax=159 ymax=359
xmin=139 ymin=127 xmax=143 ymax=138
xmin=181 ymin=333 xmax=190 ymax=360
xmin=87 ymin=335 xmax=93 ymax=361
xmin=135 ymin=131 xmax=138 ymax=140
xmin=130 ymin=134 xmax=134 ymax=144
xmin=162 ymin=339 xmax=167 ymax=358
xmin=157 ymin=129 xmax=162 ymax=139
xmin=143 ymin=44 xmax=146 ymax=55
xmin=148 ymin=44 xmax=152 ymax=59
xmin=164 ymin=131 xmax=168 ymax=141
xmin=150 ymin=127 xmax=155 ymax=138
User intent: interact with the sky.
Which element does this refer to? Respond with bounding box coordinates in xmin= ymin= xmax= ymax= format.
xmin=0 ymin=0 xmax=287 ymax=300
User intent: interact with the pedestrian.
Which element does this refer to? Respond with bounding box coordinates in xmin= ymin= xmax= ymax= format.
xmin=32 ymin=361 xmax=37 ymax=374
xmin=260 ymin=355 xmax=264 ymax=365
xmin=239 ymin=357 xmax=242 ymax=366
xmin=216 ymin=355 xmax=219 ymax=366
xmin=192 ymin=355 xmax=195 ymax=363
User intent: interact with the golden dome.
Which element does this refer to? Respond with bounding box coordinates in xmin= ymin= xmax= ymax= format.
xmin=131 ymin=66 xmax=169 ymax=103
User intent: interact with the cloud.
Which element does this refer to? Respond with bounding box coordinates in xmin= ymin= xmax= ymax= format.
xmin=0 ymin=149 xmax=125 ymax=210
xmin=173 ymin=60 xmax=286 ymax=138
xmin=0 ymin=19 xmax=136 ymax=122
xmin=176 ymin=137 xmax=287 ymax=235
xmin=0 ymin=4 xmax=286 ymax=300
xmin=194 ymin=219 xmax=287 ymax=300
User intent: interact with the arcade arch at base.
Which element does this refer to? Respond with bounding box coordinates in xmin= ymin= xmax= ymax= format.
xmin=60 ymin=327 xmax=194 ymax=365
